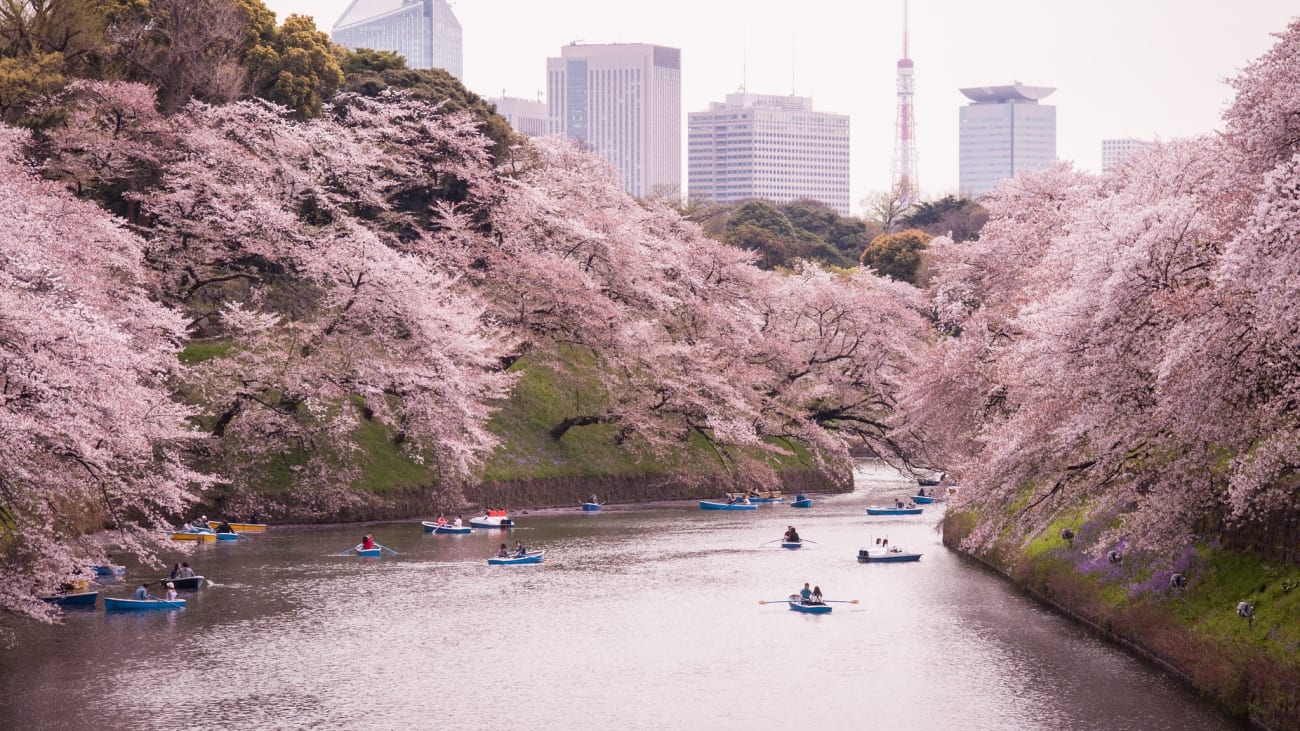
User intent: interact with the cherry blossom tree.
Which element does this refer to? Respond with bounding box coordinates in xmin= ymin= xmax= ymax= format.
xmin=0 ymin=126 xmax=205 ymax=622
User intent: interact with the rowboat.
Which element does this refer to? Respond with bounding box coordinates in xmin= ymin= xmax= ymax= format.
xmin=857 ymin=547 xmax=922 ymax=563
xmin=781 ymin=541 xmax=803 ymax=550
xmin=93 ymin=565 xmax=125 ymax=577
xmin=487 ymin=550 xmax=544 ymax=565
xmin=727 ymin=491 xmax=782 ymax=504
xmin=422 ymin=521 xmax=472 ymax=534
xmin=42 ymin=591 xmax=99 ymax=607
xmin=581 ymin=502 xmax=602 ymax=511
xmin=865 ymin=506 xmax=923 ymax=516
xmin=164 ymin=575 xmax=205 ymax=590
xmin=104 ymin=597 xmax=186 ymax=611
xmin=354 ymin=547 xmax=382 ymax=557
xmin=790 ymin=498 xmax=813 ymax=508
xmin=214 ymin=532 xmax=240 ymax=541
xmin=170 ymin=531 xmax=216 ymax=542
xmin=469 ymin=515 xmax=515 ymax=528
xmin=912 ymin=494 xmax=936 ymax=504
xmin=699 ymin=501 xmax=757 ymax=511
xmin=787 ymin=596 xmax=832 ymax=614
xmin=749 ymin=497 xmax=782 ymax=504
xmin=206 ymin=521 xmax=267 ymax=533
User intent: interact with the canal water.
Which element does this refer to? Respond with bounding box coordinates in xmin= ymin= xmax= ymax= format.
xmin=1 ymin=464 xmax=1240 ymax=730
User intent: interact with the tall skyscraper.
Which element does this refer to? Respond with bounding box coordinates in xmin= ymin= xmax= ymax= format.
xmin=688 ymin=93 xmax=851 ymax=215
xmin=547 ymin=43 xmax=682 ymax=198
xmin=958 ymin=83 xmax=1056 ymax=198
xmin=489 ymin=96 xmax=548 ymax=137
xmin=1101 ymin=138 xmax=1155 ymax=171
xmin=332 ymin=0 xmax=463 ymax=80
xmin=892 ymin=0 xmax=918 ymax=202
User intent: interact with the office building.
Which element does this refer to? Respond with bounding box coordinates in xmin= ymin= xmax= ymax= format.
xmin=547 ymin=43 xmax=681 ymax=198
xmin=332 ymin=0 xmax=463 ymax=80
xmin=958 ymin=83 xmax=1056 ymax=198
xmin=1101 ymin=138 xmax=1155 ymax=171
xmin=688 ymin=93 xmax=851 ymax=215
xmin=490 ymin=96 xmax=548 ymax=137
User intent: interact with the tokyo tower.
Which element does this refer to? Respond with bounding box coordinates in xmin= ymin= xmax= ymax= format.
xmin=892 ymin=0 xmax=918 ymax=202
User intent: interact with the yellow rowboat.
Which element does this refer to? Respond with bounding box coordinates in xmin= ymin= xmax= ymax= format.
xmin=207 ymin=521 xmax=267 ymax=533
xmin=170 ymin=531 xmax=216 ymax=542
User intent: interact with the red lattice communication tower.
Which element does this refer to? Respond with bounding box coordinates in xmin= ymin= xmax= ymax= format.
xmin=893 ymin=0 xmax=918 ymax=202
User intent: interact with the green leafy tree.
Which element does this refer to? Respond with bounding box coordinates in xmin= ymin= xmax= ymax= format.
xmin=859 ymin=228 xmax=931 ymax=285
xmin=901 ymin=194 xmax=987 ymax=242
xmin=723 ymin=200 xmax=800 ymax=268
xmin=0 ymin=49 xmax=62 ymax=124
xmin=240 ymin=8 xmax=343 ymax=119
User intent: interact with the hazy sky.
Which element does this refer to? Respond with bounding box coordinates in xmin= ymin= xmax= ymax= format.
xmin=266 ymin=0 xmax=1295 ymax=209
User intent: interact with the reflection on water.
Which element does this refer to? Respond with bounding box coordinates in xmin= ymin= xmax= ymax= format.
xmin=1 ymin=464 xmax=1242 ymax=730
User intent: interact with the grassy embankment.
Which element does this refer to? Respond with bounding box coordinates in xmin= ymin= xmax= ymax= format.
xmin=182 ymin=344 xmax=843 ymax=519
xmin=943 ymin=501 xmax=1300 ymax=730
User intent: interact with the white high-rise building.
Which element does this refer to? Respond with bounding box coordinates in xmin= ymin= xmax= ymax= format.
xmin=332 ymin=0 xmax=463 ymax=80
xmin=688 ymin=93 xmax=851 ymax=215
xmin=1101 ymin=138 xmax=1155 ymax=171
xmin=489 ymin=96 xmax=548 ymax=137
xmin=958 ymin=83 xmax=1056 ymax=198
xmin=547 ymin=43 xmax=681 ymax=198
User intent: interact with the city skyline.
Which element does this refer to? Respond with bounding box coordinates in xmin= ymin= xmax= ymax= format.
xmin=268 ymin=0 xmax=1297 ymax=211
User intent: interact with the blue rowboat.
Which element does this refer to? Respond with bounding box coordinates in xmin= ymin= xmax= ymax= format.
xmin=858 ymin=548 xmax=922 ymax=563
xmin=42 ymin=591 xmax=99 ymax=607
xmin=214 ymin=532 xmax=240 ymax=541
xmin=355 ymin=548 xmax=382 ymax=557
xmin=699 ymin=501 xmax=757 ymax=511
xmin=781 ymin=541 xmax=802 ymax=550
xmin=865 ymin=506 xmax=923 ymax=516
xmin=104 ymin=597 xmax=186 ymax=611
xmin=423 ymin=521 xmax=472 ymax=534
xmin=581 ymin=502 xmax=602 ymax=511
xmin=93 ymin=565 xmax=125 ymax=577
xmin=790 ymin=498 xmax=813 ymax=508
xmin=469 ymin=515 xmax=515 ymax=529
xmin=487 ymin=550 xmax=544 ymax=565
xmin=787 ymin=596 xmax=832 ymax=614
xmin=912 ymin=494 xmax=936 ymax=504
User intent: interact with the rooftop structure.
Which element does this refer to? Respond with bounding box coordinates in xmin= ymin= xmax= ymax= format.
xmin=958 ymin=82 xmax=1057 ymax=197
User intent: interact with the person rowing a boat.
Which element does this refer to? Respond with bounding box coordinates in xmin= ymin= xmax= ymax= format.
xmin=215 ymin=520 xmax=234 ymax=534
xmin=435 ymin=514 xmax=447 ymax=527
xmin=133 ymin=583 xmax=154 ymax=600
xmin=799 ymin=583 xmax=812 ymax=604
xmin=513 ymin=541 xmax=528 ymax=558
xmin=783 ymin=526 xmax=801 ymax=543
xmin=361 ymin=534 xmax=375 ymax=551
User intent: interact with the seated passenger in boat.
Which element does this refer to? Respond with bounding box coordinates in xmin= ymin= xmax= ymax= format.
xmin=811 ymin=586 xmax=824 ymax=604
xmin=215 ymin=520 xmax=234 ymax=534
xmin=783 ymin=526 xmax=800 ymax=542
xmin=452 ymin=515 xmax=463 ymax=527
xmin=164 ymin=582 xmax=177 ymax=601
xmin=498 ymin=543 xmax=510 ymax=558
xmin=177 ymin=562 xmax=196 ymax=579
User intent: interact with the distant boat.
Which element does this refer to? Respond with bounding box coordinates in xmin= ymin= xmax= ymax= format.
xmin=780 ymin=541 xmax=803 ymax=550
xmin=912 ymin=495 xmax=936 ymax=504
xmin=581 ymin=502 xmax=602 ymax=511
xmin=206 ymin=521 xmax=267 ymax=533
xmin=353 ymin=547 xmax=382 ymax=557
xmin=470 ymin=515 xmax=515 ymax=529
xmin=164 ymin=575 xmax=205 ymax=590
xmin=857 ymin=547 xmax=922 ymax=563
xmin=865 ymin=506 xmax=923 ymax=516
xmin=41 ymin=591 xmax=98 ymax=607
xmin=917 ymin=470 xmax=945 ymax=487
xmin=728 ymin=491 xmax=782 ymax=504
xmin=93 ymin=565 xmax=125 ymax=577
xmin=786 ymin=596 xmax=832 ymax=614
xmin=170 ymin=530 xmax=216 ymax=542
xmin=790 ymin=498 xmax=813 ymax=508
xmin=422 ymin=521 xmax=472 ymax=534
xmin=487 ymin=550 xmax=544 ymax=565
xmin=104 ymin=597 xmax=186 ymax=611
xmin=699 ymin=501 xmax=757 ymax=511
xmin=214 ymin=532 xmax=240 ymax=541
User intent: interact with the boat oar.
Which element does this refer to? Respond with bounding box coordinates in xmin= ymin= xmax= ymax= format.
xmin=821 ymin=599 xmax=860 ymax=604
xmin=801 ymin=538 xmax=820 ymax=544
xmin=758 ymin=599 xmax=797 ymax=604
xmin=336 ymin=547 xmax=358 ymax=556
xmin=759 ymin=538 xmax=783 ymax=546
xmin=376 ymin=543 xmax=398 ymax=555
